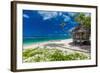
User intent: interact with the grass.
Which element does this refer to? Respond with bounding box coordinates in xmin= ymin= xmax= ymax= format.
xmin=23 ymin=47 xmax=89 ymax=62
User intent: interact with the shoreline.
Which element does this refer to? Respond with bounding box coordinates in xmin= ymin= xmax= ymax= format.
xmin=23 ymin=38 xmax=73 ymax=49
xmin=23 ymin=38 xmax=90 ymax=55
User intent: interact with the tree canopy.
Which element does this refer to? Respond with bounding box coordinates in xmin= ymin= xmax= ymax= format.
xmin=75 ymin=13 xmax=91 ymax=28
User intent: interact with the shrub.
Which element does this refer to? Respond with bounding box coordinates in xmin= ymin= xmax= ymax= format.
xmin=23 ymin=47 xmax=89 ymax=62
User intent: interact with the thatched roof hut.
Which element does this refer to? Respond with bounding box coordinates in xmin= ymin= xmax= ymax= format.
xmin=71 ymin=25 xmax=90 ymax=45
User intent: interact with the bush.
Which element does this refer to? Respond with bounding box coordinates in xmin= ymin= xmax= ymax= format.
xmin=23 ymin=47 xmax=89 ymax=62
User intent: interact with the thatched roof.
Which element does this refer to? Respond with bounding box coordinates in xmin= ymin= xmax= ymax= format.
xmin=76 ymin=28 xmax=87 ymax=33
xmin=70 ymin=25 xmax=89 ymax=33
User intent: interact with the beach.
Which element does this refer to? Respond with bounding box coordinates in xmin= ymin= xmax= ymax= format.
xmin=23 ymin=39 xmax=72 ymax=49
xmin=23 ymin=39 xmax=90 ymax=54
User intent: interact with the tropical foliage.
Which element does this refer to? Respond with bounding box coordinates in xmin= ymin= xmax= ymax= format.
xmin=75 ymin=13 xmax=91 ymax=28
xmin=23 ymin=47 xmax=89 ymax=62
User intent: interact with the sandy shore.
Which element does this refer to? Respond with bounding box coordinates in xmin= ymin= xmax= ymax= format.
xmin=23 ymin=39 xmax=90 ymax=54
xmin=23 ymin=39 xmax=72 ymax=49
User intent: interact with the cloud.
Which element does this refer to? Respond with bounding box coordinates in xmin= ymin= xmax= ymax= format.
xmin=23 ymin=14 xmax=30 ymax=19
xmin=63 ymin=15 xmax=71 ymax=22
xmin=67 ymin=12 xmax=77 ymax=17
xmin=38 ymin=11 xmax=58 ymax=20
xmin=37 ymin=11 xmax=71 ymax=22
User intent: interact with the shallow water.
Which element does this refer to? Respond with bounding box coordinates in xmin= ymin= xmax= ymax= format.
xmin=23 ymin=36 xmax=71 ymax=45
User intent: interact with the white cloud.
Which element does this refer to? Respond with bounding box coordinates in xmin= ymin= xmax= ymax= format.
xmin=38 ymin=11 xmax=71 ymax=22
xmin=63 ymin=15 xmax=71 ymax=22
xmin=23 ymin=14 xmax=30 ymax=19
xmin=38 ymin=11 xmax=58 ymax=20
xmin=67 ymin=12 xmax=77 ymax=17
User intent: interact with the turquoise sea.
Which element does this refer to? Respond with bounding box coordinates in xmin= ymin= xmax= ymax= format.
xmin=23 ymin=36 xmax=71 ymax=45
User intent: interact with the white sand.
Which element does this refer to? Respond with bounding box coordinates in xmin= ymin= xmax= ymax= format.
xmin=23 ymin=39 xmax=90 ymax=54
xmin=23 ymin=39 xmax=72 ymax=49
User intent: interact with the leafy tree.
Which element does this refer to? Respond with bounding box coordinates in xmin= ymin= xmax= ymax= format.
xmin=75 ymin=13 xmax=91 ymax=28
xmin=84 ymin=16 xmax=91 ymax=28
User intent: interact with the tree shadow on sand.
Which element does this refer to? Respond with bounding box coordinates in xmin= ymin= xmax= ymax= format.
xmin=68 ymin=42 xmax=91 ymax=53
xmin=43 ymin=42 xmax=91 ymax=54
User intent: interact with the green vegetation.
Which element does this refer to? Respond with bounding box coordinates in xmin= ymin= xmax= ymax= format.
xmin=75 ymin=13 xmax=91 ymax=28
xmin=23 ymin=47 xmax=89 ymax=62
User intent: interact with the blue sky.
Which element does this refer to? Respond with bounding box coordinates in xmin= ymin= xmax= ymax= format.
xmin=23 ymin=10 xmax=90 ymax=37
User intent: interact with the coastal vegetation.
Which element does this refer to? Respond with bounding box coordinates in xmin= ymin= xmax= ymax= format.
xmin=22 ymin=12 xmax=91 ymax=63
xmin=60 ymin=13 xmax=91 ymax=45
xmin=75 ymin=13 xmax=91 ymax=28
xmin=23 ymin=47 xmax=89 ymax=62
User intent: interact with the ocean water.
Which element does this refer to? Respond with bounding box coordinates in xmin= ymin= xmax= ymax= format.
xmin=23 ymin=36 xmax=71 ymax=45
